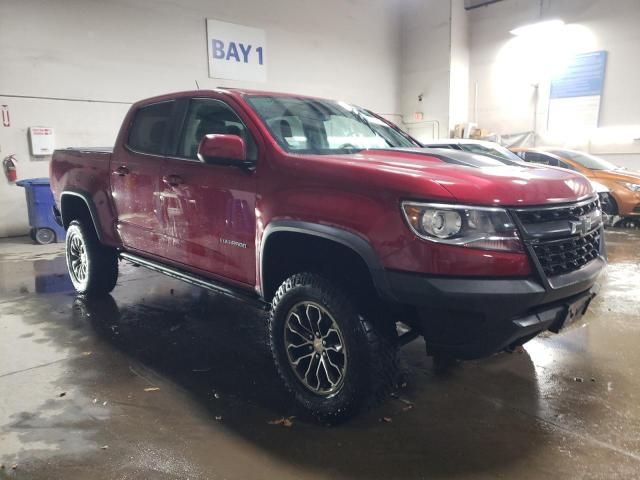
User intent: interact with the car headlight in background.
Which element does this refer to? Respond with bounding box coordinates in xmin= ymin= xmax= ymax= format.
xmin=621 ymin=182 xmax=640 ymax=192
xmin=402 ymin=202 xmax=524 ymax=252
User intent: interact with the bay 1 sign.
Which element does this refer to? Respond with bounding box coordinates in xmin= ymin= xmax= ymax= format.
xmin=206 ymin=19 xmax=267 ymax=82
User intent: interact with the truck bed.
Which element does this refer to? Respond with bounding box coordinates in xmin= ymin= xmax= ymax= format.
xmin=60 ymin=147 xmax=114 ymax=154
xmin=50 ymin=147 xmax=119 ymax=246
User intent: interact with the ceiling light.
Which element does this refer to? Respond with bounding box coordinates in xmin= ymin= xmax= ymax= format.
xmin=510 ymin=19 xmax=565 ymax=36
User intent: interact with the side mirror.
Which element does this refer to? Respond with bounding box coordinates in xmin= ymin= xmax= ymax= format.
xmin=197 ymin=134 xmax=249 ymax=167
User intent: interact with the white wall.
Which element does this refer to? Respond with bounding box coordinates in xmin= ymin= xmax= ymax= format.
xmin=398 ymin=0 xmax=452 ymax=141
xmin=449 ymin=0 xmax=470 ymax=130
xmin=468 ymin=0 xmax=640 ymax=169
xmin=398 ymin=0 xmax=471 ymax=142
xmin=0 ymin=0 xmax=401 ymax=237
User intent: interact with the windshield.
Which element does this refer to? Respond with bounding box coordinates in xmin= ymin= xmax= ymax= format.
xmin=549 ymin=150 xmax=619 ymax=170
xmin=246 ymin=96 xmax=417 ymax=154
xmin=458 ymin=143 xmax=524 ymax=165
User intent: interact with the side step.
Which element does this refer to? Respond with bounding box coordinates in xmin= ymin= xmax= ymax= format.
xmin=120 ymin=252 xmax=270 ymax=311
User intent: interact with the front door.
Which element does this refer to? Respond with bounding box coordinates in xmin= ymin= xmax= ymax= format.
xmin=111 ymin=100 xmax=175 ymax=258
xmin=160 ymin=97 xmax=258 ymax=286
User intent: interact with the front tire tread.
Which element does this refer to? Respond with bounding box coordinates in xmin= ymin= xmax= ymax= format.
xmin=269 ymin=272 xmax=397 ymax=423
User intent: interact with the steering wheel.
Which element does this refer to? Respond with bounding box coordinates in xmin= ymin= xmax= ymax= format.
xmin=338 ymin=143 xmax=359 ymax=150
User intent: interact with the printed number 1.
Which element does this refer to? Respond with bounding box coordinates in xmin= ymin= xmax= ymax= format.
xmin=256 ymin=46 xmax=264 ymax=65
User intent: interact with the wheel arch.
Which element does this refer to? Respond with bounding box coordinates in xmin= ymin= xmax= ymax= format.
xmin=60 ymin=190 xmax=105 ymax=242
xmin=260 ymin=221 xmax=393 ymax=302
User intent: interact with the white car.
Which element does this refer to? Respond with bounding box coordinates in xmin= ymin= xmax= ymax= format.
xmin=422 ymin=139 xmax=614 ymax=222
xmin=421 ymin=139 xmax=525 ymax=165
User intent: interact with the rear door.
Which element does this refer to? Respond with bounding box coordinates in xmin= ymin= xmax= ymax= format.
xmin=159 ymin=96 xmax=259 ymax=286
xmin=111 ymin=100 xmax=175 ymax=257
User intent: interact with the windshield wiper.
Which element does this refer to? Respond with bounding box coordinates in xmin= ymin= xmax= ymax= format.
xmin=352 ymin=109 xmax=393 ymax=147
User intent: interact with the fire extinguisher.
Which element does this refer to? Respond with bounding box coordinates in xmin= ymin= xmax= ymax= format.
xmin=3 ymin=154 xmax=18 ymax=183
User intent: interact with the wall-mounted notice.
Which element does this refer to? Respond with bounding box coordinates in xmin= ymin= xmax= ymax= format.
xmin=29 ymin=127 xmax=55 ymax=156
xmin=548 ymin=51 xmax=607 ymax=132
xmin=206 ymin=19 xmax=266 ymax=82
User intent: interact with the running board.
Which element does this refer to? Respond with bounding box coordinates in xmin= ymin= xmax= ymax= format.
xmin=120 ymin=252 xmax=270 ymax=310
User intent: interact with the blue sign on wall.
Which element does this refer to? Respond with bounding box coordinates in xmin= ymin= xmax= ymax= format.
xmin=550 ymin=51 xmax=607 ymax=99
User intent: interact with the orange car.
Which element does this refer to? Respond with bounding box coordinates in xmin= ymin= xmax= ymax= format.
xmin=511 ymin=147 xmax=640 ymax=221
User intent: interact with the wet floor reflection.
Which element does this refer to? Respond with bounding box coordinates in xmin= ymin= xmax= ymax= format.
xmin=68 ymin=289 xmax=548 ymax=478
xmin=1 ymin=230 xmax=639 ymax=479
xmin=34 ymin=257 xmax=73 ymax=293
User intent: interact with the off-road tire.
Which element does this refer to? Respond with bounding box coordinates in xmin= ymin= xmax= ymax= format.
xmin=268 ymin=272 xmax=397 ymax=423
xmin=65 ymin=220 xmax=118 ymax=296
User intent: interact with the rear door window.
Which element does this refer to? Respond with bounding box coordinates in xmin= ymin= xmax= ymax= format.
xmin=127 ymin=101 xmax=175 ymax=155
xmin=423 ymin=144 xmax=455 ymax=150
xmin=524 ymin=152 xmax=558 ymax=166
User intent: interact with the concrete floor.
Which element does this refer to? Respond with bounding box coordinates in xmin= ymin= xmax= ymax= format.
xmin=0 ymin=230 xmax=639 ymax=480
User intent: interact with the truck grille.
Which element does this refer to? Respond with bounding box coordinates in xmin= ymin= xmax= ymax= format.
xmin=513 ymin=196 xmax=603 ymax=278
xmin=516 ymin=198 xmax=599 ymax=224
xmin=531 ymin=229 xmax=601 ymax=276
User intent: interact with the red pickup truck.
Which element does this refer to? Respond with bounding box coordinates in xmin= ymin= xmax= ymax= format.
xmin=51 ymin=89 xmax=605 ymax=421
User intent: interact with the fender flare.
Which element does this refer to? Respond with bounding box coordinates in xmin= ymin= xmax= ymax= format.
xmin=59 ymin=189 xmax=105 ymax=242
xmin=260 ymin=220 xmax=394 ymax=301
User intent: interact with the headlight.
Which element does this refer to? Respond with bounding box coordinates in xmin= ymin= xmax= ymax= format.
xmin=421 ymin=209 xmax=462 ymax=238
xmin=621 ymin=182 xmax=640 ymax=192
xmin=401 ymin=202 xmax=523 ymax=252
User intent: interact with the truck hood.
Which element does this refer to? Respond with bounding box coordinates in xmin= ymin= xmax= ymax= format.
xmin=314 ymin=148 xmax=595 ymax=206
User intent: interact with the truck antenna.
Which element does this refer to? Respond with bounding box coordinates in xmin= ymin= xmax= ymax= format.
xmin=195 ymin=80 xmax=200 ymax=90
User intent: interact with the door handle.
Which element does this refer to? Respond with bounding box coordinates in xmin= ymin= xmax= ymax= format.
xmin=114 ymin=165 xmax=130 ymax=176
xmin=163 ymin=174 xmax=184 ymax=186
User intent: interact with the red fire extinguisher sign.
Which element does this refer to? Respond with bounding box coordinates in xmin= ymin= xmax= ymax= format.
xmin=1 ymin=105 xmax=10 ymax=127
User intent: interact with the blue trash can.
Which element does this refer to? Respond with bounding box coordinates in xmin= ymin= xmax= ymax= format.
xmin=16 ymin=178 xmax=66 ymax=245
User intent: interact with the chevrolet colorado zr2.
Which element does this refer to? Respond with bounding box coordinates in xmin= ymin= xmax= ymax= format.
xmin=50 ymin=89 xmax=606 ymax=422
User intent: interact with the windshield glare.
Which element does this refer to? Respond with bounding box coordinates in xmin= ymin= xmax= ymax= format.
xmin=550 ymin=150 xmax=619 ymax=170
xmin=246 ymin=96 xmax=417 ymax=154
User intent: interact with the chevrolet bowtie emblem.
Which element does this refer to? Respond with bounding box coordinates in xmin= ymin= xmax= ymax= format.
xmin=569 ymin=216 xmax=592 ymax=236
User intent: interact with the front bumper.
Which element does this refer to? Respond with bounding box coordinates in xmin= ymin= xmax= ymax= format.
xmin=386 ymin=256 xmax=605 ymax=359
xmin=611 ymin=188 xmax=640 ymax=217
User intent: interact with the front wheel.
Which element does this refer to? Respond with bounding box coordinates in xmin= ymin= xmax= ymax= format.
xmin=615 ymin=217 xmax=640 ymax=229
xmin=65 ymin=220 xmax=118 ymax=295
xmin=268 ymin=273 xmax=397 ymax=423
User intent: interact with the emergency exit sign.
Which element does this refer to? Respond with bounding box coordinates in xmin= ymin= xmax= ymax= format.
xmin=206 ymin=19 xmax=267 ymax=82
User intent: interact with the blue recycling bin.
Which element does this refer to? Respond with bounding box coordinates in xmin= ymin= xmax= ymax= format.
xmin=16 ymin=178 xmax=66 ymax=244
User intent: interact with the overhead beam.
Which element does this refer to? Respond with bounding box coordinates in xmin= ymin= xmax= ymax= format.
xmin=464 ymin=0 xmax=503 ymax=10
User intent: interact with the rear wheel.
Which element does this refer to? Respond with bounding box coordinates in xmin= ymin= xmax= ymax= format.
xmin=65 ymin=220 xmax=118 ymax=295
xmin=268 ymin=273 xmax=397 ymax=423
xmin=34 ymin=227 xmax=56 ymax=245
